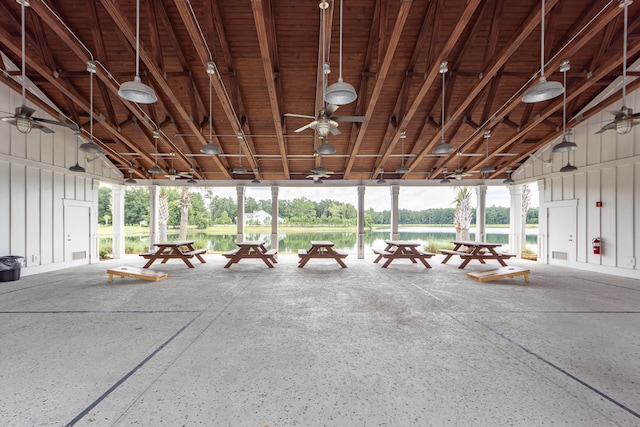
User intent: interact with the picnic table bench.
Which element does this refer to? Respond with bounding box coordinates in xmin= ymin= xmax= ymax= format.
xmin=140 ymin=241 xmax=206 ymax=268
xmin=298 ymin=241 xmax=348 ymax=268
xmin=441 ymin=241 xmax=514 ymax=269
xmin=373 ymin=240 xmax=434 ymax=268
xmin=223 ymin=241 xmax=278 ymax=268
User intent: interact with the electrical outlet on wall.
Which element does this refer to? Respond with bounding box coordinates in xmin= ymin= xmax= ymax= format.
xmin=31 ymin=254 xmax=40 ymax=264
xmin=629 ymin=257 xmax=636 ymax=267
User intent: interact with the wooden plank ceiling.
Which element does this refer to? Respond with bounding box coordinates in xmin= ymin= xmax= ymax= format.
xmin=0 ymin=0 xmax=637 ymax=183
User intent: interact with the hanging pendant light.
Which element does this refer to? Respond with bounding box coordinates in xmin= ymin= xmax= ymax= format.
xmin=439 ymin=167 xmax=450 ymax=184
xmin=502 ymin=169 xmax=514 ymax=185
xmin=233 ymin=132 xmax=246 ymax=175
xmin=433 ymin=61 xmax=453 ymax=154
xmin=522 ymin=0 xmax=564 ymax=103
xmin=125 ymin=163 xmax=137 ymax=184
xmin=80 ymin=61 xmax=104 ymax=154
xmin=376 ymin=168 xmax=387 ymax=184
xmin=316 ymin=138 xmax=336 ymax=155
xmin=396 ymin=130 xmax=410 ymax=174
xmin=148 ymin=129 xmax=163 ymax=174
xmin=118 ymin=0 xmax=157 ymax=104
xmin=69 ymin=131 xmax=86 ymax=173
xmin=324 ymin=0 xmax=357 ymax=105
xmin=553 ymin=60 xmax=577 ymax=153
xmin=201 ymin=62 xmax=221 ymax=155
xmin=560 ymin=160 xmax=577 ymax=172
xmin=479 ymin=130 xmax=496 ymax=174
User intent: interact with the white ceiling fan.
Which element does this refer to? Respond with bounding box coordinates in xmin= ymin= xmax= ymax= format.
xmin=0 ymin=1 xmax=78 ymax=134
xmin=285 ymin=104 xmax=365 ymax=138
xmin=447 ymin=149 xmax=477 ymax=180
xmin=597 ymin=0 xmax=639 ymax=134
xmin=163 ymin=154 xmax=191 ymax=180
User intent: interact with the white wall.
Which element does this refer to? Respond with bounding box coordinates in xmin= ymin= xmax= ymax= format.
xmin=0 ymin=81 xmax=122 ymax=276
xmin=516 ymin=88 xmax=640 ymax=279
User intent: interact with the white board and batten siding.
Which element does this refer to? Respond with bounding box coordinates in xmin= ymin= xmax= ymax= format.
xmin=516 ymin=88 xmax=640 ymax=279
xmin=0 ymin=81 xmax=122 ymax=276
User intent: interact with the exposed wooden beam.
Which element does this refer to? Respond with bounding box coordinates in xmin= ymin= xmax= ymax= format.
xmin=251 ymin=0 xmax=289 ymax=178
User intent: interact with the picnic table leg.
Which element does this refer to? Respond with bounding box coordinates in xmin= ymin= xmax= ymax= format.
xmin=441 ymin=254 xmax=454 ymax=264
xmin=143 ymin=257 xmax=156 ymax=268
xmin=260 ymin=255 xmax=274 ymax=268
xmin=458 ymin=257 xmax=472 ymax=269
xmin=381 ymin=257 xmax=394 ymax=268
xmin=335 ymin=257 xmax=348 ymax=268
xmin=298 ymin=256 xmax=311 ymax=268
xmin=181 ymin=258 xmax=195 ymax=268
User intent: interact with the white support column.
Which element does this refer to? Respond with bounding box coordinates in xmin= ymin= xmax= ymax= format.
xmin=236 ymin=185 xmax=245 ymax=243
xmin=509 ymin=185 xmax=523 ymax=258
xmin=111 ymin=184 xmax=125 ymax=259
xmin=357 ymin=185 xmax=365 ymax=259
xmin=536 ymin=179 xmax=546 ymax=264
xmin=475 ymin=185 xmax=487 ymax=242
xmin=390 ymin=185 xmax=400 ymax=240
xmin=148 ymin=185 xmax=159 ymax=251
xmin=271 ymin=185 xmax=279 ymax=256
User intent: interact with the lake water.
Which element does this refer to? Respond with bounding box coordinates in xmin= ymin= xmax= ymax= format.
xmin=102 ymin=227 xmax=538 ymax=255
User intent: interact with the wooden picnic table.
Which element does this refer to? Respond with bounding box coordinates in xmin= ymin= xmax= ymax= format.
xmin=440 ymin=240 xmax=514 ymax=269
xmin=222 ymin=241 xmax=278 ymax=268
xmin=298 ymin=241 xmax=348 ymax=268
xmin=139 ymin=240 xmax=206 ymax=268
xmin=372 ymin=240 xmax=434 ymax=268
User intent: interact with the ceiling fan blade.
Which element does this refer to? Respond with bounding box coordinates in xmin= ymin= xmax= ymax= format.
xmin=330 ymin=127 xmax=341 ymax=136
xmin=32 ymin=117 xmax=78 ymax=130
xmin=294 ymin=123 xmax=313 ymax=133
xmin=324 ymin=104 xmax=339 ymax=116
xmin=595 ymin=121 xmax=617 ymax=134
xmin=608 ymin=110 xmax=626 ymax=118
xmin=333 ymin=116 xmax=366 ymax=122
xmin=285 ymin=113 xmax=316 ymax=120
xmin=31 ymin=121 xmax=55 ymax=133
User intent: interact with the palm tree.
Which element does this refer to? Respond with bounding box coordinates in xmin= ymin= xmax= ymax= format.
xmin=179 ymin=187 xmax=190 ymax=240
xmin=158 ymin=188 xmax=169 ymax=242
xmin=452 ymin=187 xmax=473 ymax=241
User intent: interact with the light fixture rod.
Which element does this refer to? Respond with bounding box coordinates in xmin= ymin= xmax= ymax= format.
xmin=20 ymin=0 xmax=26 ymax=105
xmin=622 ymin=0 xmax=628 ymax=105
xmin=338 ymin=0 xmax=344 ymax=80
xmin=540 ymin=0 xmax=546 ymax=79
xmin=134 ymin=0 xmax=141 ymax=78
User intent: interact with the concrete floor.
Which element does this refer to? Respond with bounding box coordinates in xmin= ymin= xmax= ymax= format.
xmin=0 ymin=254 xmax=639 ymax=426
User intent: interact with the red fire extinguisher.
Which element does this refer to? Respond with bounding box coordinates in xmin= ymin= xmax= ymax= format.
xmin=592 ymin=238 xmax=601 ymax=255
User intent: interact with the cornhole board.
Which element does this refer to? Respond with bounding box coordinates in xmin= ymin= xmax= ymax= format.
xmin=107 ymin=266 xmax=168 ymax=282
xmin=467 ymin=266 xmax=530 ymax=283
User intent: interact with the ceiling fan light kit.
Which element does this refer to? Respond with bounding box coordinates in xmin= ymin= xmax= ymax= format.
xmin=324 ymin=0 xmax=357 ymax=105
xmin=118 ymin=0 xmax=157 ymax=104
xmin=522 ymin=0 xmax=564 ymax=103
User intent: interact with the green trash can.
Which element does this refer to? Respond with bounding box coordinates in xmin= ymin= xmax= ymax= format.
xmin=0 ymin=256 xmax=25 ymax=281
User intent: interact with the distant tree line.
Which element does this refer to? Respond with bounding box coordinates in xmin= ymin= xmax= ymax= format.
xmin=97 ymin=187 xmax=538 ymax=228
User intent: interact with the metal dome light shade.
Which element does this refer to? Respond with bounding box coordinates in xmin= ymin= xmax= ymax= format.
xmin=324 ymin=0 xmax=357 ymax=105
xmin=200 ymin=143 xmax=220 ymax=155
xmin=79 ymin=140 xmax=102 ymax=154
xmin=502 ymin=170 xmax=514 ymax=184
xmin=522 ymin=0 xmax=564 ymax=103
xmin=148 ymin=165 xmax=162 ymax=175
xmin=69 ymin=163 xmax=85 ymax=173
xmin=376 ymin=168 xmax=386 ymax=184
xmin=251 ymin=178 xmax=261 ymax=184
xmin=233 ymin=166 xmax=247 ymax=174
xmin=316 ymin=140 xmax=336 ymax=155
xmin=560 ymin=161 xmax=577 ymax=172
xmin=552 ymin=134 xmax=577 ymax=153
xmin=118 ymin=0 xmax=157 ymax=104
